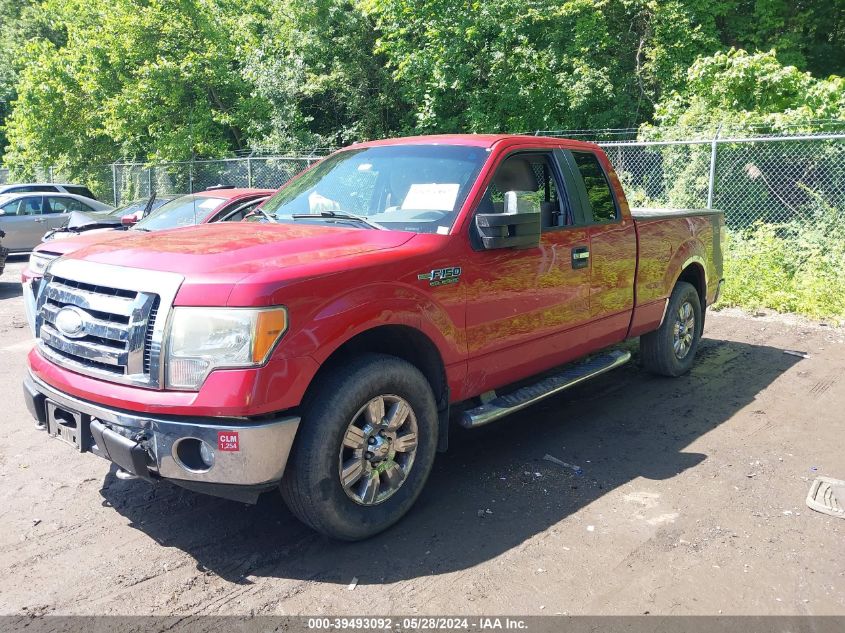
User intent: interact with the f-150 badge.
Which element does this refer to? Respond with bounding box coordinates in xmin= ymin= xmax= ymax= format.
xmin=418 ymin=267 xmax=462 ymax=287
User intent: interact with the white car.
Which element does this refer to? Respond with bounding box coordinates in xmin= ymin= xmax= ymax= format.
xmin=0 ymin=182 xmax=98 ymax=200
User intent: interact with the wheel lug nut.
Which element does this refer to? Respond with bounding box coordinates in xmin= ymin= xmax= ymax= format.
xmin=368 ymin=437 xmax=375 ymax=444
xmin=365 ymin=451 xmax=373 ymax=460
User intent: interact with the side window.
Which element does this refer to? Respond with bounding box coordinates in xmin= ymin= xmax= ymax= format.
xmin=571 ymin=151 xmax=617 ymax=223
xmin=6 ymin=185 xmax=56 ymax=193
xmin=47 ymin=197 xmax=91 ymax=213
xmin=17 ymin=196 xmax=44 ymax=215
xmin=0 ymin=199 xmax=21 ymax=215
xmin=218 ymin=200 xmax=261 ymax=222
xmin=477 ymin=154 xmax=570 ymax=229
xmin=64 ymin=186 xmax=96 ymax=200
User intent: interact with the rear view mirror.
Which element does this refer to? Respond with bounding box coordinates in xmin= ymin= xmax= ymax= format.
xmin=475 ymin=191 xmax=541 ymax=249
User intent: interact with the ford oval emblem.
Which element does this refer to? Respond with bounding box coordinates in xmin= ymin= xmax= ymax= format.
xmin=54 ymin=306 xmax=88 ymax=339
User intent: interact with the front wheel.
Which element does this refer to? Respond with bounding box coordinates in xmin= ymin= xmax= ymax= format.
xmin=640 ymin=281 xmax=703 ymax=377
xmin=281 ymin=354 xmax=438 ymax=540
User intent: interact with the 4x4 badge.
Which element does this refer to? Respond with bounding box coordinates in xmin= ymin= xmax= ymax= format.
xmin=418 ymin=266 xmax=462 ymax=287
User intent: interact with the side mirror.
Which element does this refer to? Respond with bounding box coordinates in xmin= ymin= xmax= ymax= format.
xmin=121 ymin=213 xmax=137 ymax=226
xmin=475 ymin=191 xmax=541 ymax=250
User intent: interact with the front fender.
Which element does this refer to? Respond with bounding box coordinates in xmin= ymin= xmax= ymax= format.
xmin=286 ymin=280 xmax=464 ymax=368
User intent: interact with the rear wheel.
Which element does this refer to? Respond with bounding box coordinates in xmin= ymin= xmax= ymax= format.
xmin=281 ymin=354 xmax=438 ymax=541
xmin=640 ymin=281 xmax=703 ymax=377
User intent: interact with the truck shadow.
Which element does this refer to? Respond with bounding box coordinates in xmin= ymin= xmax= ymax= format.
xmin=99 ymin=336 xmax=799 ymax=585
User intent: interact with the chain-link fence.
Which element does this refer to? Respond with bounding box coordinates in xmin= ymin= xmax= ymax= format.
xmin=2 ymin=135 xmax=843 ymax=238
xmin=1 ymin=155 xmax=324 ymax=207
xmin=596 ymin=133 xmax=845 ymax=236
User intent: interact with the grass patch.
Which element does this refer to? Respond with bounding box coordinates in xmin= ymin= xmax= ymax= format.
xmin=716 ymin=215 xmax=845 ymax=324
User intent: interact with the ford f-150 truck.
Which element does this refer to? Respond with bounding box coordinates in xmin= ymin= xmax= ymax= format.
xmin=22 ymin=135 xmax=724 ymax=540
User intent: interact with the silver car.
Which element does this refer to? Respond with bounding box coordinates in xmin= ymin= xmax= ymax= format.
xmin=0 ymin=192 xmax=113 ymax=252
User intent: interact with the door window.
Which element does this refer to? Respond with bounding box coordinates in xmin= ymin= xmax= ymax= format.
xmin=570 ymin=152 xmax=618 ymax=223
xmin=8 ymin=196 xmax=44 ymax=215
xmin=476 ymin=154 xmax=570 ymax=230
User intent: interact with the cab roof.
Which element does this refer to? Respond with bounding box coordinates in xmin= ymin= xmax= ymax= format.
xmin=350 ymin=133 xmax=600 ymax=151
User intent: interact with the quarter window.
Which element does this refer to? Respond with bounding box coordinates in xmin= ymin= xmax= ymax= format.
xmin=571 ymin=152 xmax=617 ymax=223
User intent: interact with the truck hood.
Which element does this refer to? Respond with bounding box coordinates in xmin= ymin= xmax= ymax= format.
xmin=65 ymin=222 xmax=417 ymax=277
xmin=38 ymin=228 xmax=125 ymax=255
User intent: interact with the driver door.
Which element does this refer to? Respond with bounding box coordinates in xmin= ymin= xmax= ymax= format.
xmin=463 ymin=152 xmax=593 ymax=393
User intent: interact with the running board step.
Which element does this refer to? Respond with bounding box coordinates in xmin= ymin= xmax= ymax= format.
xmin=461 ymin=350 xmax=631 ymax=428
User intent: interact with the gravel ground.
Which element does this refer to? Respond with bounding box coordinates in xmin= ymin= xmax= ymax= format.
xmin=1 ymin=254 xmax=843 ymax=616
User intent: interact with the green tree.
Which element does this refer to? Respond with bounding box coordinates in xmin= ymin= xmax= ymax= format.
xmin=246 ymin=0 xmax=406 ymax=148
xmin=5 ymin=0 xmax=272 ymax=175
xmin=650 ymin=48 xmax=845 ymax=132
xmin=360 ymin=0 xmax=634 ymax=133
xmin=0 ymin=0 xmax=64 ymax=161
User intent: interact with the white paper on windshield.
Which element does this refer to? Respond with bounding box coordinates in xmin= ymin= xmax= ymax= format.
xmin=401 ymin=183 xmax=460 ymax=211
xmin=309 ymin=191 xmax=341 ymax=212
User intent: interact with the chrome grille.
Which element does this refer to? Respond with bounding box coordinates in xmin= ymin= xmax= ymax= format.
xmin=37 ymin=274 xmax=159 ymax=386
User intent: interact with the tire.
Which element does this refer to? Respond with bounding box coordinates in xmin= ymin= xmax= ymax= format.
xmin=640 ymin=281 xmax=703 ymax=377
xmin=280 ymin=353 xmax=438 ymax=541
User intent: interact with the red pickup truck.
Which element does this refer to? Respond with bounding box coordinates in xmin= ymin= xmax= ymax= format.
xmin=23 ymin=135 xmax=724 ymax=540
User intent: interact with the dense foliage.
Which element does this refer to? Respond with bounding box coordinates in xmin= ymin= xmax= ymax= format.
xmin=718 ymin=215 xmax=845 ymax=324
xmin=1 ymin=0 xmax=843 ymax=169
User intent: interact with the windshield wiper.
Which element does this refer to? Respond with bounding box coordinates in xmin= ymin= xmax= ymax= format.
xmin=291 ymin=210 xmax=386 ymax=230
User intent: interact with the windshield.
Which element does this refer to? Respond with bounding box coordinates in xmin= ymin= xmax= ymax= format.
xmin=260 ymin=145 xmax=489 ymax=233
xmin=133 ymin=194 xmax=225 ymax=231
xmin=106 ymin=197 xmax=171 ymax=218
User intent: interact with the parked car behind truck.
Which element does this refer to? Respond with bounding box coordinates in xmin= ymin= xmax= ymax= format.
xmin=22 ymin=134 xmax=724 ymax=540
xmin=21 ymin=188 xmax=274 ymax=332
xmin=0 ymin=193 xmax=113 ymax=252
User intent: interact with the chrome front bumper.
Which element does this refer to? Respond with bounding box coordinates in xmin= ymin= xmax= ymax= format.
xmin=23 ymin=372 xmax=300 ymax=494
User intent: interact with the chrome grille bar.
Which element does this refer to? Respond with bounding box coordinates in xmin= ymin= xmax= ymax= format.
xmin=41 ymin=323 xmax=129 ymax=367
xmin=44 ymin=283 xmax=137 ymax=317
xmin=41 ymin=302 xmax=130 ymax=344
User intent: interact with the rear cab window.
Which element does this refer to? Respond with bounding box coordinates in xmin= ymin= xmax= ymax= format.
xmin=564 ymin=151 xmax=619 ymax=224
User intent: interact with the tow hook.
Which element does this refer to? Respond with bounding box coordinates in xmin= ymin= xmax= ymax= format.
xmin=115 ymin=469 xmax=139 ymax=481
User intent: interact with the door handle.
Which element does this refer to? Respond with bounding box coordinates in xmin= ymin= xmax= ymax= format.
xmin=34 ymin=218 xmax=44 ymax=223
xmin=571 ymin=246 xmax=590 ymax=269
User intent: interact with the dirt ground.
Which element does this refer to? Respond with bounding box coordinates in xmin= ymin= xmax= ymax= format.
xmin=1 ymin=254 xmax=843 ymax=617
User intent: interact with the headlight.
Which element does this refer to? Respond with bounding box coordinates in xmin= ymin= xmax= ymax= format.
xmin=165 ymin=307 xmax=288 ymax=389
xmin=28 ymin=252 xmax=59 ymax=276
